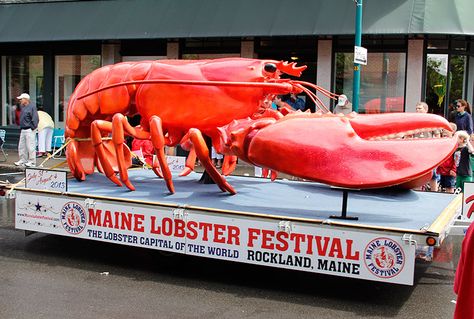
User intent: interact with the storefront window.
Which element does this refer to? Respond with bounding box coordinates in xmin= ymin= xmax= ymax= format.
xmin=425 ymin=54 xmax=467 ymax=117
xmin=4 ymin=56 xmax=43 ymax=126
xmin=425 ymin=54 xmax=448 ymax=116
xmin=334 ymin=52 xmax=406 ymax=113
xmin=425 ymin=38 xmax=470 ymax=118
xmin=54 ymin=55 xmax=101 ymax=126
xmin=448 ymin=55 xmax=467 ymax=105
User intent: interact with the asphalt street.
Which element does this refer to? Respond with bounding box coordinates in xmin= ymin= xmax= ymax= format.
xmin=0 ymin=192 xmax=462 ymax=319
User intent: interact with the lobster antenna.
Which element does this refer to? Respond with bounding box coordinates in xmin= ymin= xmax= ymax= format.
xmin=77 ymin=79 xmax=295 ymax=100
xmin=295 ymin=84 xmax=327 ymax=113
xmin=295 ymin=84 xmax=330 ymax=113
xmin=294 ymin=80 xmax=339 ymax=99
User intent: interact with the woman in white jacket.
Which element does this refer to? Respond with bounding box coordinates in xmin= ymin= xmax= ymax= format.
xmin=37 ymin=107 xmax=54 ymax=157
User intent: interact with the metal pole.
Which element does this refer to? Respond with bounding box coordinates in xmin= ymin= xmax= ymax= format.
xmin=352 ymin=0 xmax=363 ymax=112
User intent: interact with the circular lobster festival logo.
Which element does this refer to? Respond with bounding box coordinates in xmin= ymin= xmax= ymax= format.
xmin=60 ymin=202 xmax=87 ymax=235
xmin=364 ymin=237 xmax=405 ymax=278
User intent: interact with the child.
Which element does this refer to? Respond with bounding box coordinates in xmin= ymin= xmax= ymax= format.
xmin=454 ymin=130 xmax=474 ymax=192
xmin=437 ymin=129 xmax=456 ymax=193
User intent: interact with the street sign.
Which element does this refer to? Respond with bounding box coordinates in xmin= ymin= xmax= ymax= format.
xmin=354 ymin=46 xmax=367 ymax=65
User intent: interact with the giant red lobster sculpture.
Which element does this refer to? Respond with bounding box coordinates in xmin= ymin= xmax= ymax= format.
xmin=65 ymin=58 xmax=456 ymax=194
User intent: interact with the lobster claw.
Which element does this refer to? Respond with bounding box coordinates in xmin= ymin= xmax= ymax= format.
xmin=245 ymin=113 xmax=457 ymax=189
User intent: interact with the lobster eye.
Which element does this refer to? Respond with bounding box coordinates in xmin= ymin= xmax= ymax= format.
xmin=264 ymin=63 xmax=277 ymax=73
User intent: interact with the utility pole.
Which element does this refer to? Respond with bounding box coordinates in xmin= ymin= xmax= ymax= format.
xmin=352 ymin=0 xmax=363 ymax=112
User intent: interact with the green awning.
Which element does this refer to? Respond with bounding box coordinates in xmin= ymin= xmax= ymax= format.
xmin=0 ymin=0 xmax=472 ymax=43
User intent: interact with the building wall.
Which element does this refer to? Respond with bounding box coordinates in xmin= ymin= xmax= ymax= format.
xmin=240 ymin=41 xmax=254 ymax=59
xmin=167 ymin=42 xmax=179 ymax=59
xmin=101 ymin=43 xmax=121 ymax=66
xmin=0 ymin=35 xmax=472 ymax=130
xmin=316 ymin=40 xmax=332 ymax=107
xmin=405 ymin=39 xmax=424 ymax=112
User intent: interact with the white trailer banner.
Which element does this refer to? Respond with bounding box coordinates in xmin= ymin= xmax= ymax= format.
xmin=15 ymin=191 xmax=415 ymax=285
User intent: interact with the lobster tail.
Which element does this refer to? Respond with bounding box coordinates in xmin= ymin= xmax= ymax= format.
xmin=66 ymin=62 xmax=145 ymax=181
xmin=66 ymin=79 xmax=96 ymax=179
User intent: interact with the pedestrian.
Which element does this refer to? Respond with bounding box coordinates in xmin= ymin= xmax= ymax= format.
xmin=15 ymin=104 xmax=21 ymax=126
xmin=273 ymin=95 xmax=293 ymax=113
xmin=414 ymin=102 xmax=434 ymax=137
xmin=415 ymin=101 xmax=429 ymax=113
xmin=211 ymin=147 xmax=223 ymax=168
xmin=36 ymin=107 xmax=54 ymax=157
xmin=211 ymin=146 xmax=224 ymax=168
xmin=285 ymin=93 xmax=305 ymax=111
xmin=131 ymin=137 xmax=154 ymax=166
xmin=455 ymin=99 xmax=473 ymax=134
xmin=333 ymin=94 xmax=353 ymax=115
xmin=7 ymin=98 xmax=17 ymax=125
xmin=14 ymin=93 xmax=39 ymax=167
xmin=448 ymin=101 xmax=457 ymax=123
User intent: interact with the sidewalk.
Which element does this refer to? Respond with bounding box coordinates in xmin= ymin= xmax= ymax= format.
xmin=0 ymin=148 xmax=68 ymax=172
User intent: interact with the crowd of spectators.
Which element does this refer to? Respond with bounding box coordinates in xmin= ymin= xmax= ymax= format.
xmin=417 ymin=99 xmax=474 ymax=194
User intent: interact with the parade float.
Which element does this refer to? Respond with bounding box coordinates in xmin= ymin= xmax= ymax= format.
xmin=12 ymin=58 xmax=463 ymax=285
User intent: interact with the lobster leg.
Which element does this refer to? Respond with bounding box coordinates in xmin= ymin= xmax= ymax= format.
xmin=149 ymin=116 xmax=175 ymax=194
xmin=91 ymin=120 xmax=123 ymax=187
xmin=112 ymin=114 xmax=171 ymax=190
xmin=94 ymin=115 xmax=166 ymax=190
xmin=66 ymin=139 xmax=85 ymax=181
xmin=179 ymin=146 xmax=238 ymax=177
xmin=179 ymin=147 xmax=197 ymax=177
xmin=260 ymin=168 xmax=278 ymax=181
xmin=151 ymin=156 xmax=164 ymax=178
xmin=221 ymin=155 xmax=238 ymax=176
xmin=111 ymin=114 xmax=137 ymax=191
xmin=187 ymin=128 xmax=236 ymax=194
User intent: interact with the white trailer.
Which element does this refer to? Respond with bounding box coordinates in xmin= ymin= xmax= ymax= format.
xmin=12 ymin=169 xmax=462 ymax=286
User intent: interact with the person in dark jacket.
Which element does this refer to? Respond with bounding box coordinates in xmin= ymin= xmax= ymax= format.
xmin=14 ymin=93 xmax=39 ymax=167
xmin=285 ymin=93 xmax=305 ymax=111
xmin=455 ymin=99 xmax=473 ymax=134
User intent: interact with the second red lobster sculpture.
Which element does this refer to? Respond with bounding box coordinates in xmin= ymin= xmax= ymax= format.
xmin=65 ymin=58 xmax=456 ymax=194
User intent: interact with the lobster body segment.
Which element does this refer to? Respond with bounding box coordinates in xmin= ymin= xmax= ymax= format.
xmin=135 ymin=59 xmax=265 ymax=131
xmin=65 ymin=58 xmax=311 ymax=190
xmin=67 ymin=58 xmax=301 ymax=136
